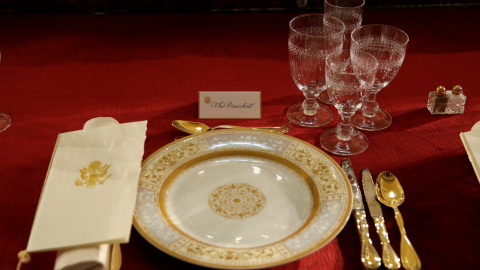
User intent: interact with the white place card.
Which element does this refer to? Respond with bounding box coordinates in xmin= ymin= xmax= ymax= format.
xmin=199 ymin=91 xmax=261 ymax=119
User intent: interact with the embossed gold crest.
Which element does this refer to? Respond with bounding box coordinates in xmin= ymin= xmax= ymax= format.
xmin=208 ymin=183 xmax=266 ymax=219
xmin=75 ymin=161 xmax=112 ymax=188
xmin=204 ymin=96 xmax=212 ymax=104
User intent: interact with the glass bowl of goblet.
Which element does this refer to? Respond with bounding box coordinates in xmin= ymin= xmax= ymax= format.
xmin=320 ymin=49 xmax=378 ymax=156
xmin=0 ymin=52 xmax=10 ymax=132
xmin=350 ymin=24 xmax=409 ymax=131
xmin=286 ymin=14 xmax=345 ymax=127
xmin=0 ymin=112 xmax=11 ymax=132
xmin=319 ymin=0 xmax=365 ymax=105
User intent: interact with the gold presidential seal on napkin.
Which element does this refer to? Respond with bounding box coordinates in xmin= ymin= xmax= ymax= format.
xmin=75 ymin=161 xmax=112 ymax=188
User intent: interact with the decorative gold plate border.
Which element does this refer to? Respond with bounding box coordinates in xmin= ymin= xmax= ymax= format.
xmin=133 ymin=130 xmax=352 ymax=269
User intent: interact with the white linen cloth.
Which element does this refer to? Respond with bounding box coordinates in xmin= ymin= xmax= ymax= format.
xmin=26 ymin=117 xmax=147 ymax=257
xmin=54 ymin=244 xmax=111 ymax=270
xmin=460 ymin=121 xmax=480 ymax=184
xmin=51 ymin=118 xmax=125 ymax=270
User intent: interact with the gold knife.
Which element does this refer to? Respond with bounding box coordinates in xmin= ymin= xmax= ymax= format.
xmin=362 ymin=168 xmax=401 ymax=269
xmin=341 ymin=159 xmax=381 ymax=270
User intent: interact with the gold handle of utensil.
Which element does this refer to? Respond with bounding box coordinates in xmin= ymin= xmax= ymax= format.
xmin=210 ymin=126 xmax=279 ymax=132
xmin=373 ymin=216 xmax=401 ymax=269
xmin=110 ymin=243 xmax=122 ymax=270
xmin=353 ymin=210 xmax=381 ymax=270
xmin=393 ymin=208 xmax=421 ymax=270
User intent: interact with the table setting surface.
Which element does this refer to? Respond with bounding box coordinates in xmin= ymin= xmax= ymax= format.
xmin=0 ymin=6 xmax=480 ymax=270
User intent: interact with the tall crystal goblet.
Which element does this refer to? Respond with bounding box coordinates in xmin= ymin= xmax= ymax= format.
xmin=350 ymin=24 xmax=409 ymax=131
xmin=0 ymin=52 xmax=10 ymax=132
xmin=320 ymin=49 xmax=378 ymax=156
xmin=319 ymin=0 xmax=365 ymax=105
xmin=0 ymin=112 xmax=11 ymax=132
xmin=286 ymin=14 xmax=345 ymax=127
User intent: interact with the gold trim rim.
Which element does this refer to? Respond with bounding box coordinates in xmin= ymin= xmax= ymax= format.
xmin=133 ymin=129 xmax=353 ymax=269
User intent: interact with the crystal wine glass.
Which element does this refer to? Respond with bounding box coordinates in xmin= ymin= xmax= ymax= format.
xmin=320 ymin=49 xmax=377 ymax=156
xmin=318 ymin=0 xmax=365 ymax=105
xmin=286 ymin=14 xmax=345 ymax=127
xmin=350 ymin=24 xmax=409 ymax=131
xmin=0 ymin=112 xmax=10 ymax=132
xmin=0 ymin=52 xmax=10 ymax=132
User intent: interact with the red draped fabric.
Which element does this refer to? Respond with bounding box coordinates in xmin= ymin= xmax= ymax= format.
xmin=0 ymin=6 xmax=479 ymax=270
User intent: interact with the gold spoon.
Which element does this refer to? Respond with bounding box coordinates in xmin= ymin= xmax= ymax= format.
xmin=110 ymin=243 xmax=122 ymax=270
xmin=376 ymin=171 xmax=421 ymax=270
xmin=172 ymin=120 xmax=281 ymax=135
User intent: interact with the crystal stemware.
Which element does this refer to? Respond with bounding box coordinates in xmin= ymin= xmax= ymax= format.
xmin=350 ymin=24 xmax=409 ymax=131
xmin=0 ymin=112 xmax=11 ymax=132
xmin=0 ymin=52 xmax=10 ymax=132
xmin=320 ymin=49 xmax=378 ymax=156
xmin=319 ymin=0 xmax=365 ymax=105
xmin=286 ymin=14 xmax=345 ymax=127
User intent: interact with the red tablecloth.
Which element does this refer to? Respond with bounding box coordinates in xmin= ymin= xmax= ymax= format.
xmin=1 ymin=6 xmax=479 ymax=270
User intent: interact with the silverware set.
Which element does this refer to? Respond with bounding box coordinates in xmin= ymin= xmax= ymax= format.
xmin=342 ymin=159 xmax=421 ymax=270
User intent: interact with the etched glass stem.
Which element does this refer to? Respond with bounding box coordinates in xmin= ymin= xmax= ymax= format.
xmin=336 ymin=112 xmax=355 ymax=141
xmin=361 ymin=90 xmax=380 ymax=118
xmin=302 ymin=85 xmax=320 ymax=115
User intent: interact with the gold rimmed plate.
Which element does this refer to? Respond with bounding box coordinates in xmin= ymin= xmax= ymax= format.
xmin=133 ymin=130 xmax=352 ymax=269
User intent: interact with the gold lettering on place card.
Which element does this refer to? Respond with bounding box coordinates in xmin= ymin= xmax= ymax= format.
xmin=75 ymin=161 xmax=112 ymax=188
xmin=199 ymin=91 xmax=261 ymax=119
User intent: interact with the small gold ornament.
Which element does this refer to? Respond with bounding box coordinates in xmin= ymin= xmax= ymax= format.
xmin=204 ymin=96 xmax=211 ymax=104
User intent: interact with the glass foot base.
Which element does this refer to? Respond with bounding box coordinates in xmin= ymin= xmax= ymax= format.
xmin=286 ymin=103 xmax=332 ymax=127
xmin=320 ymin=128 xmax=368 ymax=156
xmin=318 ymin=90 xmax=335 ymax=105
xmin=352 ymin=108 xmax=392 ymax=131
xmin=0 ymin=112 xmax=11 ymax=132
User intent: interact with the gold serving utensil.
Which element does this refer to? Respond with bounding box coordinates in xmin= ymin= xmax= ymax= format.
xmin=172 ymin=120 xmax=286 ymax=135
xmin=376 ymin=172 xmax=421 ymax=270
xmin=110 ymin=243 xmax=122 ymax=270
xmin=172 ymin=122 xmax=292 ymax=141
xmin=277 ymin=121 xmax=293 ymax=134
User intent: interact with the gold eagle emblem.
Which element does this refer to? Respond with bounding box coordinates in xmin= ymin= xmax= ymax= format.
xmin=75 ymin=161 xmax=112 ymax=188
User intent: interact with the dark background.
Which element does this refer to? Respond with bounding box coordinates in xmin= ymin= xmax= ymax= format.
xmin=0 ymin=0 xmax=479 ymax=13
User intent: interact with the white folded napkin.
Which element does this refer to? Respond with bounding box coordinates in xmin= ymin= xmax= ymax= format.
xmin=23 ymin=117 xmax=146 ymax=270
xmin=54 ymin=244 xmax=111 ymax=270
xmin=52 ymin=118 xmax=123 ymax=270
xmin=460 ymin=121 xmax=480 ymax=184
xmin=17 ymin=118 xmax=141 ymax=270
xmin=83 ymin=117 xmax=119 ymax=130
